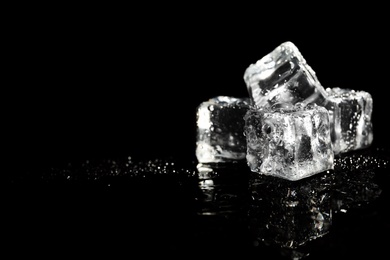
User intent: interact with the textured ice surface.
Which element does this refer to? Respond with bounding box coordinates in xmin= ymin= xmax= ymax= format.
xmin=326 ymin=87 xmax=373 ymax=154
xmin=244 ymin=103 xmax=334 ymax=181
xmin=243 ymin=41 xmax=328 ymax=109
xmin=196 ymin=96 xmax=250 ymax=163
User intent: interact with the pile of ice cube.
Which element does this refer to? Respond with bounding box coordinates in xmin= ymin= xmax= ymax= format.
xmin=196 ymin=41 xmax=373 ymax=181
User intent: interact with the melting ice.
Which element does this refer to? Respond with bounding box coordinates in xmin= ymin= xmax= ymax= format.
xmin=195 ymin=41 xmax=374 ymax=181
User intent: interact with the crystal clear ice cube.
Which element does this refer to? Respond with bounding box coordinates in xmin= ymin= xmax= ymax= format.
xmin=244 ymin=103 xmax=334 ymax=181
xmin=243 ymin=41 xmax=328 ymax=109
xmin=325 ymin=87 xmax=373 ymax=154
xmin=196 ymin=96 xmax=250 ymax=163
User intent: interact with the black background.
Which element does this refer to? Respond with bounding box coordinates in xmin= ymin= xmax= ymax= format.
xmin=6 ymin=4 xmax=389 ymax=170
xmin=4 ymin=4 xmax=390 ymax=258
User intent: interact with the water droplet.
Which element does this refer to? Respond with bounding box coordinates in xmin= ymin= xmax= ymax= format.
xmin=294 ymin=102 xmax=305 ymax=110
xmin=262 ymin=124 xmax=272 ymax=135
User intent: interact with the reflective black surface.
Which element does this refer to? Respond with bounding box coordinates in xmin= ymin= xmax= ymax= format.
xmin=4 ymin=146 xmax=389 ymax=259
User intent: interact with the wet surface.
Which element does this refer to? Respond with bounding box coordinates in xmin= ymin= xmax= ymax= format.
xmin=4 ymin=146 xmax=389 ymax=259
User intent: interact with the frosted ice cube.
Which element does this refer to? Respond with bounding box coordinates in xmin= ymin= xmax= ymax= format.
xmin=325 ymin=87 xmax=373 ymax=154
xmin=244 ymin=103 xmax=334 ymax=181
xmin=196 ymin=96 xmax=250 ymax=163
xmin=243 ymin=41 xmax=328 ymax=108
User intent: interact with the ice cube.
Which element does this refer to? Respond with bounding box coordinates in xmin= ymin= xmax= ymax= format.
xmin=196 ymin=96 xmax=250 ymax=163
xmin=244 ymin=103 xmax=334 ymax=181
xmin=243 ymin=41 xmax=328 ymax=108
xmin=325 ymin=87 xmax=373 ymax=154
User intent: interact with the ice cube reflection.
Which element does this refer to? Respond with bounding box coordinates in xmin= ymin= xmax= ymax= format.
xmin=248 ymin=171 xmax=334 ymax=249
xmin=195 ymin=150 xmax=386 ymax=258
xmin=195 ymin=162 xmax=249 ymax=217
xmin=249 ymin=156 xmax=384 ymax=260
